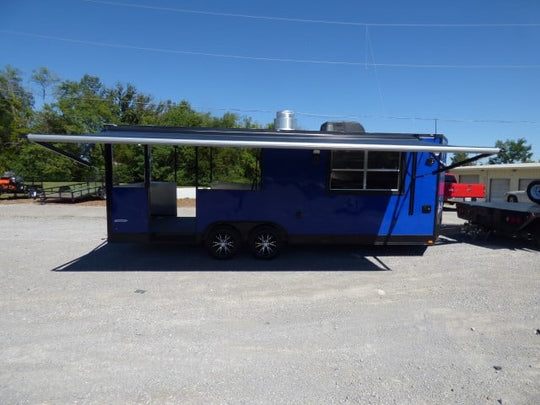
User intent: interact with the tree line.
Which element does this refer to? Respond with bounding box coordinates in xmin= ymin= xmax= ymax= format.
xmin=0 ymin=65 xmax=262 ymax=185
xmin=451 ymin=138 xmax=534 ymax=166
xmin=1 ymin=65 xmax=535 ymax=184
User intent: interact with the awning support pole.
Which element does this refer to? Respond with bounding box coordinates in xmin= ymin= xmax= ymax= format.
xmin=104 ymin=144 xmax=113 ymax=240
xmin=430 ymin=152 xmax=494 ymax=175
xmin=35 ymin=142 xmax=94 ymax=167
xmin=144 ymin=145 xmax=151 ymax=188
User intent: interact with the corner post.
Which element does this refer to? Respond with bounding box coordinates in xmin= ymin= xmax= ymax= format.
xmin=104 ymin=144 xmax=114 ymax=240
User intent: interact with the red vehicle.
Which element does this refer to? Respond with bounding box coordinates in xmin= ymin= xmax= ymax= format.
xmin=444 ymin=173 xmax=485 ymax=203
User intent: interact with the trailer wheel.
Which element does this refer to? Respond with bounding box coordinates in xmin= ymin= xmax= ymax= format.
xmin=205 ymin=225 xmax=241 ymax=259
xmin=527 ymin=180 xmax=540 ymax=204
xmin=249 ymin=226 xmax=282 ymax=260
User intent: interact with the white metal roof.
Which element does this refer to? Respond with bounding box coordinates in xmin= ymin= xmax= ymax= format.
xmin=453 ymin=162 xmax=540 ymax=171
xmin=26 ymin=125 xmax=500 ymax=155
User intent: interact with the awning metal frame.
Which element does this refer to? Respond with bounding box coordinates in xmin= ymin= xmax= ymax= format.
xmin=34 ymin=142 xmax=94 ymax=167
xmin=26 ymin=125 xmax=500 ymax=156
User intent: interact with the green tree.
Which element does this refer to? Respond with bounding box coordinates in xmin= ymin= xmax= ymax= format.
xmin=29 ymin=74 xmax=114 ymax=181
xmin=53 ymin=74 xmax=112 ymax=133
xmin=148 ymin=101 xmax=260 ymax=186
xmin=105 ymin=82 xmax=162 ymax=125
xmin=30 ymin=66 xmax=60 ymax=103
xmin=0 ymin=65 xmax=34 ymax=174
xmin=450 ymin=152 xmax=474 ymax=166
xmin=14 ymin=142 xmax=81 ymax=182
xmin=101 ymin=82 xmax=165 ymax=182
xmin=149 ymin=101 xmax=207 ymax=184
xmin=488 ymin=138 xmax=533 ymax=164
xmin=155 ymin=100 xmax=213 ymax=127
xmin=1 ymin=66 xmax=264 ymax=183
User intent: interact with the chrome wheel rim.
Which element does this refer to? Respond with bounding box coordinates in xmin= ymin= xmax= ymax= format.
xmin=254 ymin=232 xmax=278 ymax=257
xmin=212 ymin=232 xmax=236 ymax=257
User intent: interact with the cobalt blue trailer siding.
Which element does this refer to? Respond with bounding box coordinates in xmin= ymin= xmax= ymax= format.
xmin=197 ymin=140 xmax=444 ymax=243
xmin=111 ymin=185 xmax=149 ymax=234
xmin=26 ymin=121 xmax=500 ymax=257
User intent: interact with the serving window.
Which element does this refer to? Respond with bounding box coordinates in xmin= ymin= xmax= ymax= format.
xmin=329 ymin=150 xmax=403 ymax=192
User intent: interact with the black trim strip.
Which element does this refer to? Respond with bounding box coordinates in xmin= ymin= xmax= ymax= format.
xmin=409 ymin=152 xmax=417 ymax=215
xmin=288 ymin=234 xmax=436 ymax=245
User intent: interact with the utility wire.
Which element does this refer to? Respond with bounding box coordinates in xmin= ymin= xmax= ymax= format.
xmin=2 ymin=83 xmax=538 ymax=126
xmin=2 ymin=30 xmax=540 ymax=69
xmin=0 ymin=30 xmax=364 ymax=66
xmin=364 ymin=26 xmax=386 ymax=113
xmin=84 ymin=0 xmax=540 ymax=28
xmin=293 ymin=111 xmax=540 ymax=125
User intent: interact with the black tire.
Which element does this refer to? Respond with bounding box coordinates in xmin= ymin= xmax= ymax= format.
xmin=527 ymin=180 xmax=540 ymax=204
xmin=249 ymin=226 xmax=282 ymax=260
xmin=205 ymin=225 xmax=241 ymax=259
xmin=507 ymin=195 xmax=518 ymax=203
xmin=98 ymin=186 xmax=106 ymax=200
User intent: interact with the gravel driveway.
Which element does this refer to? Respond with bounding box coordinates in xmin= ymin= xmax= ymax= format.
xmin=0 ymin=202 xmax=538 ymax=404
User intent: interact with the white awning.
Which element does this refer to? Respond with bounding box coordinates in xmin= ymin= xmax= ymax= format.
xmin=26 ymin=125 xmax=500 ymax=155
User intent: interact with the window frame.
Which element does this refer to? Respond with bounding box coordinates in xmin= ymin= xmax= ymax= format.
xmin=328 ymin=150 xmax=405 ymax=194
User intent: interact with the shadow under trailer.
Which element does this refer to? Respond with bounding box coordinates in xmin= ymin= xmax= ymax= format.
xmin=26 ymin=111 xmax=499 ymax=259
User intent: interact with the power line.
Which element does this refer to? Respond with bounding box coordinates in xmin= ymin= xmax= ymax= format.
xmin=3 ymin=83 xmax=538 ymax=126
xmin=2 ymin=30 xmax=540 ymax=69
xmin=364 ymin=26 xmax=386 ymax=112
xmin=84 ymin=0 xmax=540 ymax=28
xmin=292 ymin=111 xmax=540 ymax=126
xmin=0 ymin=30 xmax=364 ymax=66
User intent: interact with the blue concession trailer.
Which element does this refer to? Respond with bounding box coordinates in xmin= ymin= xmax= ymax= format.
xmin=27 ymin=116 xmax=498 ymax=259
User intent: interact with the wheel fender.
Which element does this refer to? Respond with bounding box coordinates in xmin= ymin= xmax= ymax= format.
xmin=248 ymin=223 xmax=288 ymax=244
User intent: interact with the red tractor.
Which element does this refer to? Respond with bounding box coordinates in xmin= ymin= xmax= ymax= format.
xmin=0 ymin=171 xmax=40 ymax=197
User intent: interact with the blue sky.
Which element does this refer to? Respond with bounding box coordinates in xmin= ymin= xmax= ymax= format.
xmin=1 ymin=0 xmax=539 ymax=159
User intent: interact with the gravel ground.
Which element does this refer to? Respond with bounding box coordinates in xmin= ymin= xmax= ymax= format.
xmin=0 ymin=202 xmax=538 ymax=404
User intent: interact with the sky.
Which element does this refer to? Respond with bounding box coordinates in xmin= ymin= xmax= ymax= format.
xmin=1 ymin=0 xmax=540 ymax=160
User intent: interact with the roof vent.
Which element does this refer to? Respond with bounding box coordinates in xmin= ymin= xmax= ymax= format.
xmin=274 ymin=110 xmax=296 ymax=131
xmin=320 ymin=121 xmax=365 ymax=133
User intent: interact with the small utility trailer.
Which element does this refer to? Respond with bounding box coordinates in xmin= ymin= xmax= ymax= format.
xmin=456 ymin=180 xmax=540 ymax=245
xmin=26 ymin=112 xmax=499 ymax=259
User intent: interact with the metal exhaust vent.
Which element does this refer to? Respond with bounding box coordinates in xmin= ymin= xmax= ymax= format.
xmin=274 ymin=110 xmax=296 ymax=131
